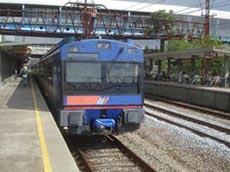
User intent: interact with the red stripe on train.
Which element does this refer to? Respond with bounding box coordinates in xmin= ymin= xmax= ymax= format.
xmin=67 ymin=96 xmax=100 ymax=105
xmin=64 ymin=105 xmax=142 ymax=110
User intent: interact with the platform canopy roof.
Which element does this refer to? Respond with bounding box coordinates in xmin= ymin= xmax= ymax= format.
xmin=0 ymin=42 xmax=31 ymax=60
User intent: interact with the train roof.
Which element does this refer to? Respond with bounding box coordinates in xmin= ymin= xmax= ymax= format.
xmin=41 ymin=38 xmax=143 ymax=62
xmin=62 ymin=39 xmax=143 ymax=62
xmin=43 ymin=37 xmax=142 ymax=58
xmin=65 ymin=39 xmax=143 ymax=49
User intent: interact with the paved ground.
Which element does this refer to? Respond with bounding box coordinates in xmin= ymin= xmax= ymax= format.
xmin=0 ymin=77 xmax=80 ymax=172
xmin=0 ymin=79 xmax=42 ymax=172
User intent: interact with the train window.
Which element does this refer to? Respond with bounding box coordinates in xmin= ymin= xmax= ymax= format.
xmin=65 ymin=62 xmax=102 ymax=83
xmin=106 ymin=63 xmax=138 ymax=83
xmin=97 ymin=42 xmax=111 ymax=50
xmin=128 ymin=48 xmax=137 ymax=54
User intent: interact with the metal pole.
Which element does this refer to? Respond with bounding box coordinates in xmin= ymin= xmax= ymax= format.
xmin=83 ymin=0 xmax=88 ymax=38
xmin=205 ymin=0 xmax=210 ymax=38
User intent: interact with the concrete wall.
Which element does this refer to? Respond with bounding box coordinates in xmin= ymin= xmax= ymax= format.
xmin=145 ymin=81 xmax=230 ymax=112
xmin=0 ymin=52 xmax=16 ymax=85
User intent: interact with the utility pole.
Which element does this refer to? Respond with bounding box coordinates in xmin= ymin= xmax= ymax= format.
xmin=205 ymin=0 xmax=210 ymax=38
xmin=202 ymin=0 xmax=210 ymax=79
xmin=83 ymin=0 xmax=88 ymax=38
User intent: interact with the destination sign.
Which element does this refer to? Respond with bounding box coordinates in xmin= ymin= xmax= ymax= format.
xmin=67 ymin=52 xmax=99 ymax=60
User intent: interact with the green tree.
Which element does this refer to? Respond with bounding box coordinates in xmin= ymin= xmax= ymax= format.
xmin=144 ymin=45 xmax=150 ymax=53
xmin=166 ymin=38 xmax=224 ymax=76
xmin=148 ymin=10 xmax=175 ymax=35
xmin=199 ymin=38 xmax=222 ymax=48
xmin=167 ymin=38 xmax=222 ymax=51
xmin=211 ymin=57 xmax=224 ymax=75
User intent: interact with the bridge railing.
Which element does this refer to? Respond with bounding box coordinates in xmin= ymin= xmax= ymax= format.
xmin=0 ymin=3 xmax=205 ymax=39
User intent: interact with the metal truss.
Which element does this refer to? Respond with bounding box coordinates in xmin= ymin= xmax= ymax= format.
xmin=0 ymin=2 xmax=205 ymax=40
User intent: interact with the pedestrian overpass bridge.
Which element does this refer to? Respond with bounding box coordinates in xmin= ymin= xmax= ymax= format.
xmin=0 ymin=2 xmax=205 ymax=39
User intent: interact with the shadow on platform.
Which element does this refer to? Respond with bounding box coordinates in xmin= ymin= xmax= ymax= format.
xmin=5 ymin=78 xmax=48 ymax=112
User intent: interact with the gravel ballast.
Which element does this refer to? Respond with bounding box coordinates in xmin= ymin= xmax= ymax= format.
xmin=117 ymin=115 xmax=230 ymax=172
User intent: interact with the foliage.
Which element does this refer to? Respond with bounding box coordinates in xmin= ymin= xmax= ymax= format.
xmin=147 ymin=10 xmax=175 ymax=35
xmin=199 ymin=38 xmax=222 ymax=48
xmin=164 ymin=38 xmax=225 ymax=75
xmin=211 ymin=57 xmax=224 ymax=75
xmin=167 ymin=38 xmax=223 ymax=51
xmin=144 ymin=45 xmax=150 ymax=53
xmin=144 ymin=45 xmax=159 ymax=54
xmin=167 ymin=40 xmax=197 ymax=51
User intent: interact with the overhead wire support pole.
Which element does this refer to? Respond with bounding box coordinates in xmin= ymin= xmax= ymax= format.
xmin=84 ymin=0 xmax=87 ymax=38
xmin=202 ymin=0 xmax=210 ymax=79
xmin=205 ymin=0 xmax=210 ymax=38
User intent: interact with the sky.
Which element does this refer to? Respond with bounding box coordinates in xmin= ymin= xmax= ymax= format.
xmin=0 ymin=0 xmax=230 ymax=19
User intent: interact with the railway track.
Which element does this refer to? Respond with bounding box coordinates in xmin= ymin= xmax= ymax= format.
xmin=66 ymin=135 xmax=156 ymax=172
xmin=144 ymin=100 xmax=230 ymax=148
xmin=145 ymin=95 xmax=230 ymax=120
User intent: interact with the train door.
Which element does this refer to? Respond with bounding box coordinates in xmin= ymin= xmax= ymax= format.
xmin=54 ymin=60 xmax=62 ymax=122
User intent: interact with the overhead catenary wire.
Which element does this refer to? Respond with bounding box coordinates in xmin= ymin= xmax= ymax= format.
xmin=174 ymin=0 xmax=228 ymax=15
xmin=210 ymin=0 xmax=215 ymax=8
xmin=173 ymin=1 xmax=206 ymax=14
xmin=210 ymin=22 xmax=230 ymax=29
xmin=122 ymin=0 xmax=151 ymax=11
xmin=210 ymin=2 xmax=230 ymax=10
xmin=121 ymin=0 xmax=229 ymax=16
xmin=198 ymin=0 xmax=204 ymax=9
xmin=133 ymin=0 xmax=166 ymax=11
xmin=211 ymin=0 xmax=229 ymax=7
xmin=176 ymin=1 xmax=230 ymax=16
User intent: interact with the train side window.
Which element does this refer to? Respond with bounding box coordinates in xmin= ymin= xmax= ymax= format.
xmin=128 ymin=48 xmax=137 ymax=54
xmin=47 ymin=63 xmax=53 ymax=83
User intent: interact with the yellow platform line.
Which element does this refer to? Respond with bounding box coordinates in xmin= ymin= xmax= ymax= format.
xmin=30 ymin=77 xmax=52 ymax=172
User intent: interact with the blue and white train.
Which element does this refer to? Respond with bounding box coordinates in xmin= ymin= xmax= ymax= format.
xmin=33 ymin=37 xmax=145 ymax=135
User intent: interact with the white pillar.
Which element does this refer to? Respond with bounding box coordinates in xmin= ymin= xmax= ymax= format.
xmin=224 ymin=55 xmax=230 ymax=88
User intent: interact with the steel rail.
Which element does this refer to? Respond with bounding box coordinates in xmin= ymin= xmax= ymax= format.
xmin=145 ymin=95 xmax=230 ymax=120
xmin=107 ymin=135 xmax=157 ymax=172
xmin=145 ymin=106 xmax=230 ymax=148
xmin=145 ymin=102 xmax=230 ymax=134
xmin=73 ymin=135 xmax=157 ymax=172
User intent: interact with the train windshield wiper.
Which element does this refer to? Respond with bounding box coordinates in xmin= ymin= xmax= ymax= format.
xmin=65 ymin=77 xmax=103 ymax=91
xmin=107 ymin=76 xmax=137 ymax=85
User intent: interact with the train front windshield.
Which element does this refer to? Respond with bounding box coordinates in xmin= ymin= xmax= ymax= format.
xmin=64 ymin=62 xmax=141 ymax=94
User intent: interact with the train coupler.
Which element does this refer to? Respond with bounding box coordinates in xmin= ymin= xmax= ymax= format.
xmin=94 ymin=118 xmax=116 ymax=135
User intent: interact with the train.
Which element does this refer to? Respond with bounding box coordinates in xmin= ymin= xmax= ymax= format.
xmin=32 ymin=37 xmax=145 ymax=135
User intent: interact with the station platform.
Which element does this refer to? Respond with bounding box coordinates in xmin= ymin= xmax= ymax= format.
xmin=0 ymin=77 xmax=79 ymax=172
xmin=145 ymin=80 xmax=230 ymax=112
